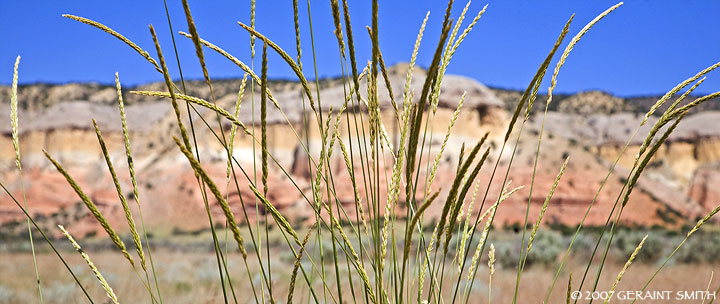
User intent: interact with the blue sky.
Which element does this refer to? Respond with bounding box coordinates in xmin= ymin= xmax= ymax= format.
xmin=1 ymin=1 xmax=719 ymax=96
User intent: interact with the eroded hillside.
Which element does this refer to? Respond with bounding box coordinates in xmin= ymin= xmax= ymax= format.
xmin=1 ymin=64 xmax=717 ymax=238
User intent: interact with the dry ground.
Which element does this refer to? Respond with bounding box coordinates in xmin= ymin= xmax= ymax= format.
xmin=1 ymin=249 xmax=717 ymax=303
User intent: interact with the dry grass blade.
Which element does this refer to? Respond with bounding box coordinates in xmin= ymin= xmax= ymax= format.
xmin=466 ymin=184 xmax=522 ymax=283
xmin=93 ymin=119 xmax=145 ymax=271
xmin=625 ymin=82 xmax=709 ymax=188
xmin=341 ymin=0 xmax=363 ymax=103
xmin=44 ymin=151 xmax=134 ymax=266
xmin=527 ymin=156 xmax=569 ymax=254
xmin=33 ymin=3 xmax=719 ymax=304
xmin=443 ymin=0 xmax=471 ymax=69
xmin=431 ymin=2 xmax=487 ymax=112
xmin=261 ymin=42 xmax=269 ymax=196
xmin=379 ymin=57 xmax=415 ymax=272
xmin=115 ymin=73 xmax=140 ymax=207
xmin=293 ymin=0 xmax=302 ymax=66
xmin=644 ymin=61 xmax=720 ymax=123
xmin=437 ymin=138 xmax=484 ymax=248
xmin=180 ymin=0 xmax=212 ymax=90
xmin=172 ymin=137 xmax=248 ymax=258
xmin=577 ymin=92 xmax=718 ymax=304
xmin=702 ymin=272 xmax=714 ymax=304
xmin=688 ymin=204 xmax=720 ymax=237
xmin=449 ymin=3 xmax=487 ymax=60
xmin=62 ymin=14 xmax=161 ymax=73
xmin=607 ymin=116 xmax=691 ymax=303
xmin=177 ymin=31 xmax=283 ymax=110
xmin=566 ymin=273 xmax=573 ymax=304
xmin=441 ymin=0 xmax=456 ymax=31
xmin=405 ymin=20 xmax=452 ymax=184
xmin=150 ymin=25 xmax=192 ymax=152
xmin=357 ymin=93 xmax=395 ymax=152
xmin=377 ymin=42 xmax=395 ymax=110
xmin=636 ymin=77 xmax=705 ymax=156
xmin=318 ymin=198 xmax=378 ymax=304
xmin=445 ymin=144 xmax=490 ymax=248
xmin=510 ymin=14 xmax=572 ymax=137
xmin=488 ymin=243 xmax=496 ymax=304
xmin=330 ymin=0 xmax=345 ymax=54
xmin=371 ymin=0 xmax=379 ymax=86
xmin=456 ymin=178 xmax=482 ymax=270
xmin=287 ymin=223 xmax=316 ymax=304
xmin=604 ymin=234 xmax=647 ymax=304
xmin=237 ymin=21 xmax=316 ymax=110
xmin=11 ymin=56 xmax=21 ymax=169
xmin=131 ymin=90 xmax=251 ymax=135
xmin=404 ymin=11 xmax=429 ymax=105
xmin=632 ymin=203 xmax=720 ymax=304
xmin=311 ymin=111 xmax=333 ymax=209
xmin=227 ymin=74 xmax=249 ymax=180
xmin=545 ymin=3 xmax=622 ymax=110
xmin=665 ymin=76 xmax=705 ymax=113
xmin=669 ymin=91 xmax=720 ymax=118
xmin=619 ymin=97 xmax=717 ymax=210
xmin=248 ymin=183 xmax=300 ymax=245
xmin=427 ymin=93 xmax=466 ymax=193
xmin=11 ymin=55 xmax=44 ymax=304
xmin=364 ymin=25 xmax=397 ymax=116
xmin=59 ymin=225 xmax=119 ymax=304
xmin=336 ymin=132 xmax=368 ymax=234
xmin=612 ymin=114 xmax=690 ymax=272
xmin=250 ymin=0 xmax=256 ymax=57
xmin=526 ymin=14 xmax=573 ymax=119
xmin=403 ymin=189 xmax=441 ymax=264
xmin=115 ymin=72 xmax=163 ymax=302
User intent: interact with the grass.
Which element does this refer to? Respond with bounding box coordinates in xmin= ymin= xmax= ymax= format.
xmin=4 ymin=0 xmax=720 ymax=303
xmin=1 ymin=231 xmax=719 ymax=303
xmin=10 ymin=55 xmax=44 ymax=304
xmin=57 ymin=225 xmax=119 ymax=304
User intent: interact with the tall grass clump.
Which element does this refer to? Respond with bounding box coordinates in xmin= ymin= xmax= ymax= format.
xmin=4 ymin=1 xmax=720 ymax=303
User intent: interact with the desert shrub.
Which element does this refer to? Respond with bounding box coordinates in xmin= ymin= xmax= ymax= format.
xmin=495 ymin=240 xmax=522 ymax=269
xmin=674 ymin=231 xmax=720 ymax=264
xmin=613 ymin=229 xmax=666 ymax=263
xmin=569 ymin=231 xmax=601 ymax=260
xmin=526 ymin=230 xmax=565 ymax=266
xmin=496 ymin=230 xmax=564 ymax=268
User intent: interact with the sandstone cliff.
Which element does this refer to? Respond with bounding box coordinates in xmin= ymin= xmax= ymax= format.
xmin=1 ymin=66 xmax=717 ymax=238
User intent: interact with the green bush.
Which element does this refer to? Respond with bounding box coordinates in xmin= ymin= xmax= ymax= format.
xmin=527 ymin=230 xmax=565 ymax=266
xmin=613 ymin=229 xmax=666 ymax=263
xmin=675 ymin=232 xmax=720 ymax=264
xmin=496 ymin=231 xmax=564 ymax=268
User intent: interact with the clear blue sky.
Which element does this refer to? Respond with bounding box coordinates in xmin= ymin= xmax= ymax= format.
xmin=1 ymin=1 xmax=719 ymax=96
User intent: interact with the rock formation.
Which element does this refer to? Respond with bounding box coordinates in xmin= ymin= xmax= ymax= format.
xmin=1 ymin=65 xmax=717 ymax=238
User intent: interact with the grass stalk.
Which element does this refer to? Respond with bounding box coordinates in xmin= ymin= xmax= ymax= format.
xmin=488 ymin=244 xmax=495 ymax=304
xmin=114 ymin=72 xmax=164 ymax=303
xmin=43 ymin=151 xmax=135 ymax=266
xmin=604 ymin=234 xmax=647 ymax=304
xmin=92 ymin=119 xmax=146 ymax=272
xmin=10 ymin=55 xmax=44 ymax=304
xmin=58 ymin=225 xmax=119 ymax=304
